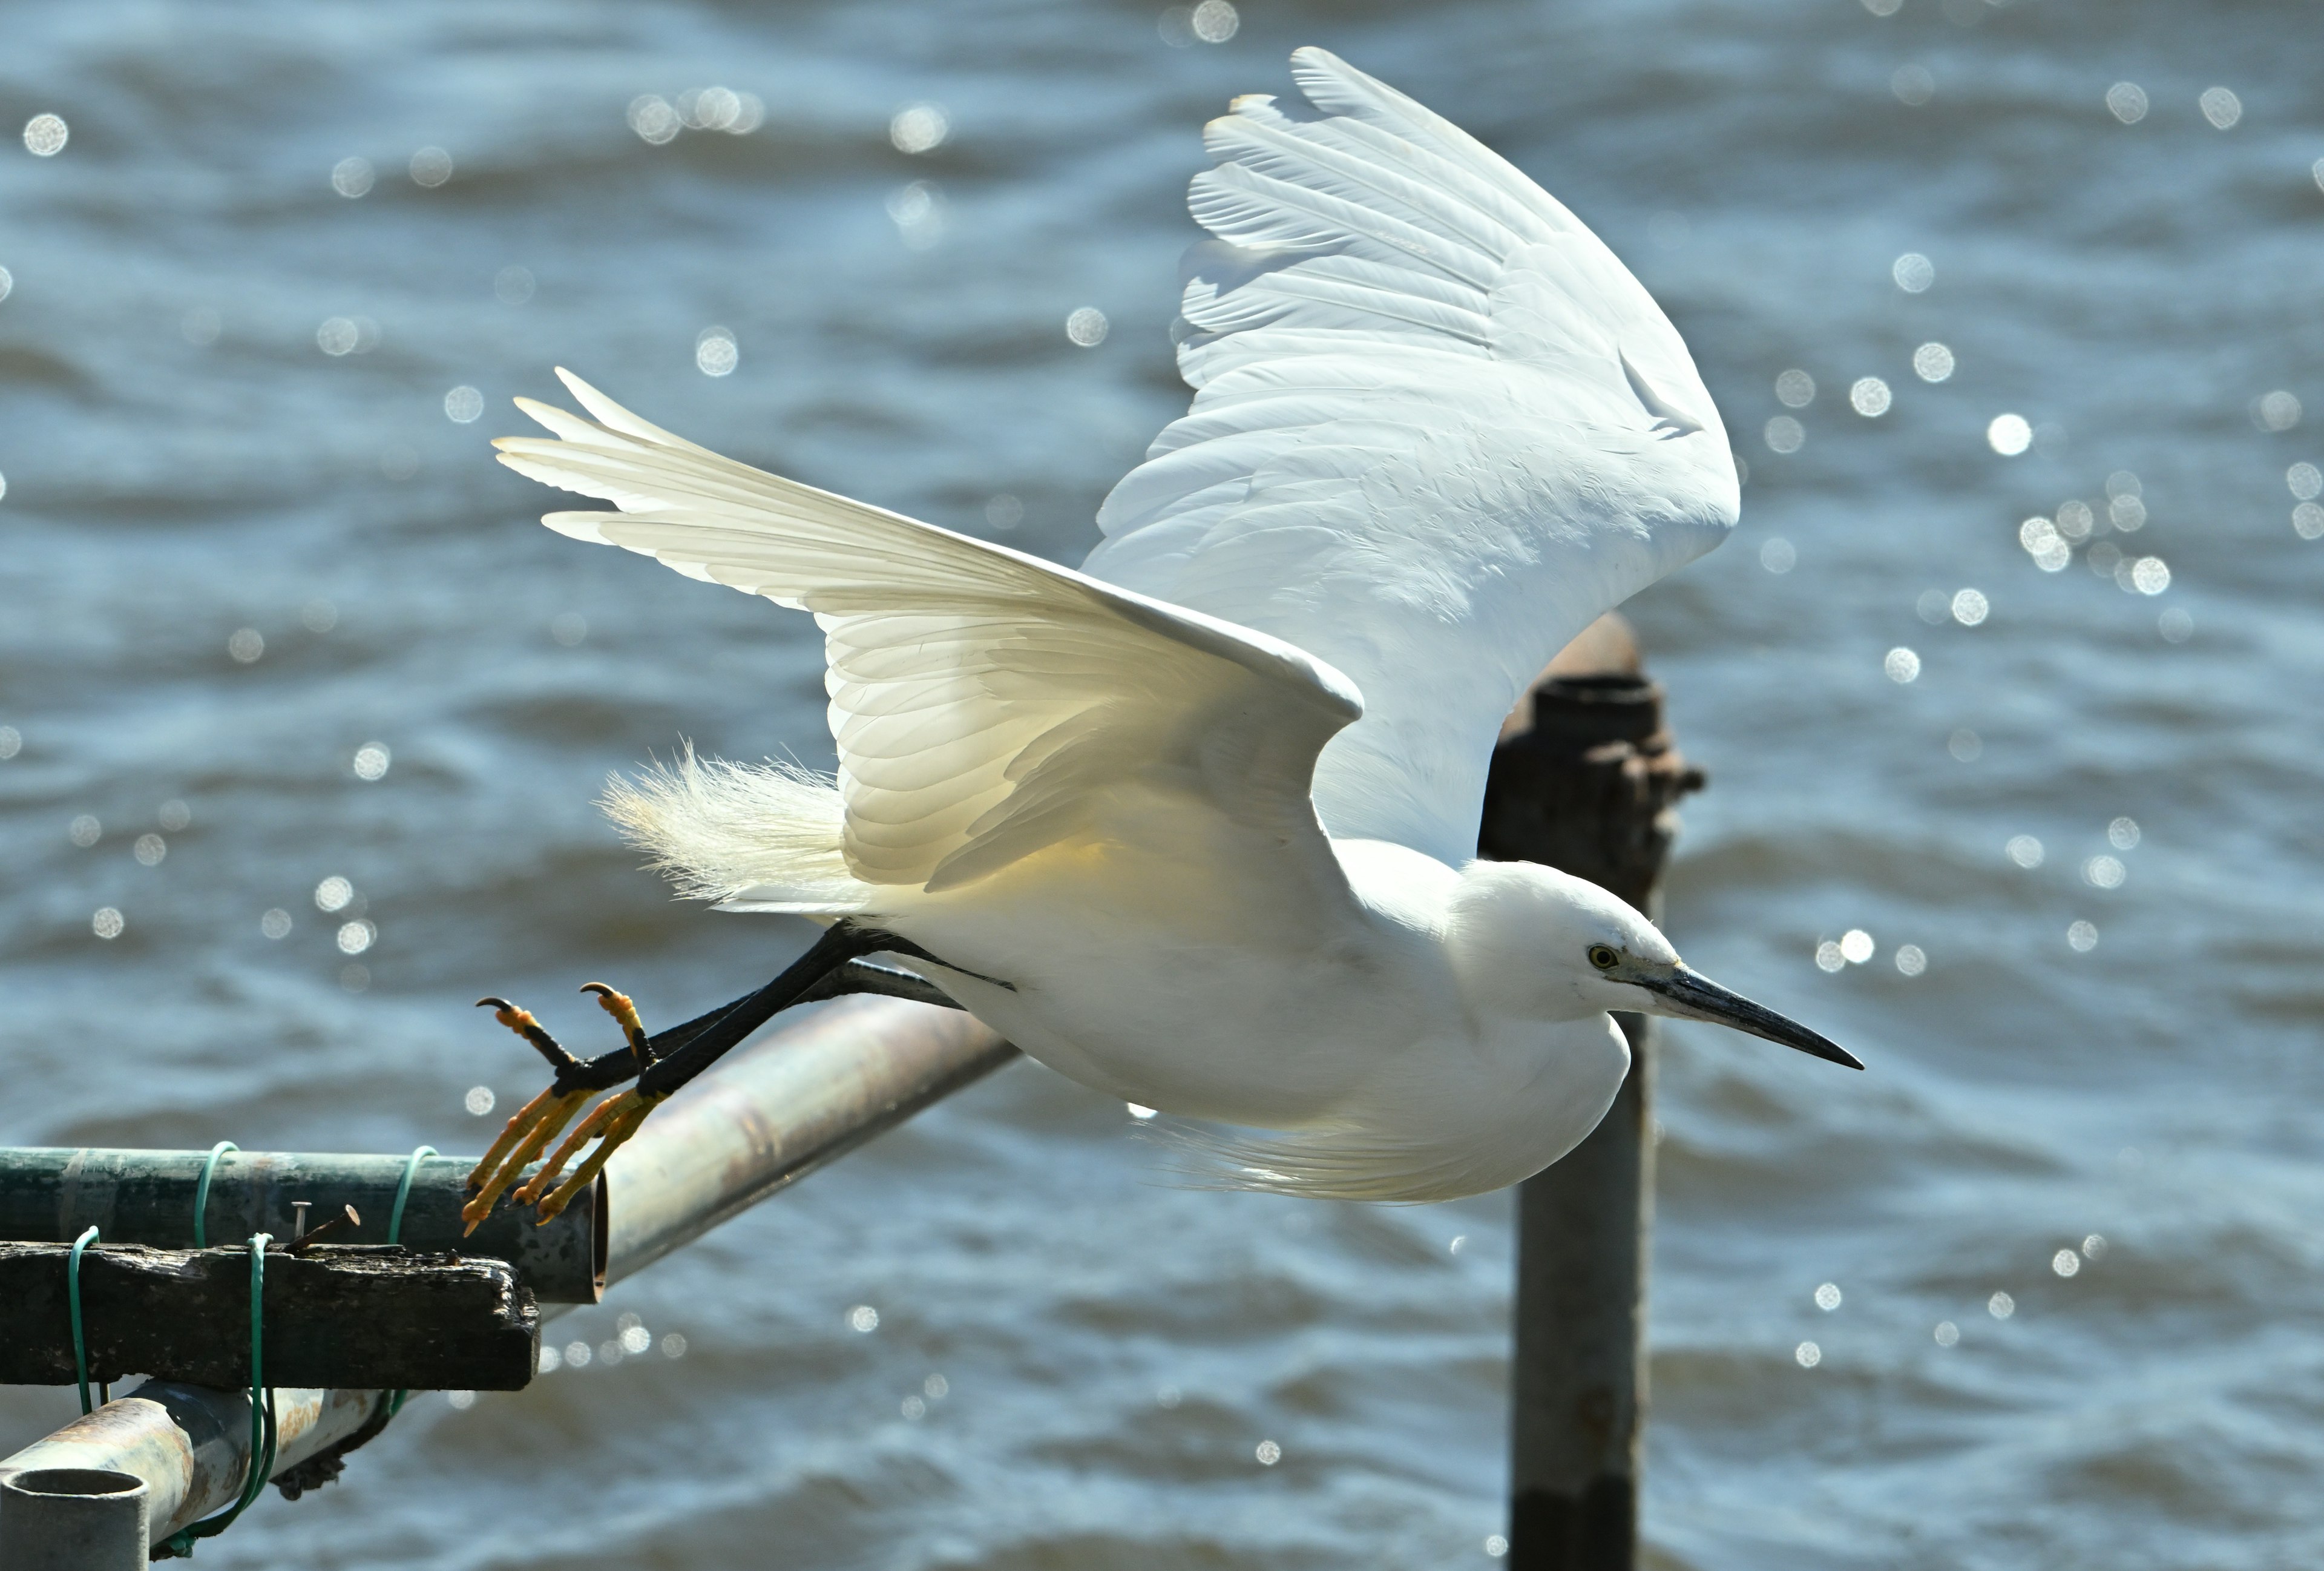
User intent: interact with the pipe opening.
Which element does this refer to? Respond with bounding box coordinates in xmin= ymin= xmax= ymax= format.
xmin=7 ymin=1467 xmax=148 ymax=1498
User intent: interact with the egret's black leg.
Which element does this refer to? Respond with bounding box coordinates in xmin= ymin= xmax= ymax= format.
xmin=467 ymin=923 xmax=1000 ymax=1227
xmin=635 ymin=923 xmax=1000 ymax=1099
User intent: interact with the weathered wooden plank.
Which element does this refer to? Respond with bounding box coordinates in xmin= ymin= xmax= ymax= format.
xmin=0 ymin=1243 xmax=536 ymax=1392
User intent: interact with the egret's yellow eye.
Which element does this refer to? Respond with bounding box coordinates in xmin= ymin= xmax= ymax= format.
xmin=1587 ymin=944 xmax=1619 ymax=970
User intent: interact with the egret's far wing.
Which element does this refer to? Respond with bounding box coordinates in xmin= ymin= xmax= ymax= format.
xmin=496 ymin=371 xmax=1361 ymax=894
xmin=1083 ymin=47 xmax=1739 ymax=867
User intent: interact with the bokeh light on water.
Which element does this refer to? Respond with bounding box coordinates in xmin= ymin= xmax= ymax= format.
xmin=2 ymin=5 xmax=2319 ymax=1567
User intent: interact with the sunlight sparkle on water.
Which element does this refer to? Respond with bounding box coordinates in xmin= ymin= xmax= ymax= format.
xmin=409 ymin=147 xmax=453 ymax=187
xmin=159 ymin=800 xmax=190 ymax=831
xmin=1794 ymin=1340 xmax=1821 ymax=1368
xmin=23 ymin=115 xmax=67 ymax=156
xmin=315 ymin=876 xmax=353 ymax=912
xmin=464 ymin=1085 xmax=495 ymax=1115
xmin=1815 ymin=941 xmax=1844 ymax=973
xmin=1883 ymin=647 xmax=1920 ymax=683
xmin=1774 ymin=370 xmax=1815 ymax=409
xmin=2290 ymin=464 xmax=2323 ymax=501
xmin=628 ymin=96 xmax=681 ymax=145
xmin=2107 ymin=82 xmax=2148 ymax=124
xmin=353 ymin=742 xmax=390 ymax=780
xmin=2199 ymin=87 xmax=2242 ymax=130
xmin=92 ymin=907 xmax=123 ymax=940
xmin=697 ymin=328 xmax=739 ymax=377
xmin=1840 ymin=929 xmax=1874 ymax=964
xmin=849 ymin=1305 xmax=879 ymax=1332
xmin=2055 ymin=499 xmax=2094 ymax=541
xmin=332 ymin=157 xmax=374 ymax=197
xmin=1988 ymin=1291 xmax=2014 ymax=1319
xmin=228 ymin=628 xmax=264 ymax=664
xmin=1952 ymin=589 xmax=1988 ymax=625
xmin=1255 ymin=1439 xmax=1281 ymax=1466
xmin=337 ymin=920 xmax=376 ymax=955
xmin=1912 ymin=342 xmax=1954 ymax=382
xmin=1987 ymin=415 xmax=2031 ymax=456
xmin=1764 ymin=417 xmax=1804 ymax=454
xmin=890 ymin=104 xmax=950 ymax=155
xmin=0 ymin=728 xmax=19 ymax=761
xmin=1759 ymin=537 xmax=1795 ymax=573
xmin=261 ymin=909 xmax=292 ymax=940
xmin=1934 ymin=1320 xmax=1960 ymax=1346
xmin=2254 ymin=392 xmax=2302 ymax=433
xmin=444 ymin=386 xmax=483 ymax=423
xmin=1485 ymin=1535 xmax=1509 ymax=1559
xmin=2006 ymin=835 xmax=2043 ymax=869
xmin=2052 ymin=1248 xmax=2080 ymax=1277
xmin=2084 ymin=855 xmax=2125 ymax=889
xmin=2294 ymin=504 xmax=2324 ymax=541
xmin=1066 ymin=308 xmax=1109 ymax=347
xmin=134 ymin=833 xmax=166 ymax=866
xmin=2020 ymin=518 xmax=2069 ymax=572
xmin=1815 ymin=1282 xmax=1842 ymax=1311
xmin=2083 ymin=1234 xmax=2108 ymax=1260
xmin=2109 ymin=817 xmax=2140 ymax=850
xmin=1949 ymin=729 xmax=1981 ymax=761
xmin=1895 ymin=944 xmax=1926 ymax=976
xmin=1892 ymin=253 xmax=1934 ymax=293
xmin=69 ymin=815 xmax=101 ymax=848
xmin=1850 ymin=378 xmax=1891 ymax=417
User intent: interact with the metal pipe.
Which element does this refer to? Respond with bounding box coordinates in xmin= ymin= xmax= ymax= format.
xmin=0 ymin=1147 xmax=602 ymax=1303
xmin=0 ymin=1386 xmax=378 ymax=1545
xmin=0 ymin=1467 xmax=149 ymax=1570
xmin=0 ymin=994 xmax=1014 ymax=1550
xmin=605 ymin=995 xmax=1015 ymax=1279
xmin=1479 ymin=614 xmax=1701 ymax=1571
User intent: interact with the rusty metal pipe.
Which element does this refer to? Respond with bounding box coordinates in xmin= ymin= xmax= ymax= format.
xmin=0 ymin=995 xmax=1014 ymax=1551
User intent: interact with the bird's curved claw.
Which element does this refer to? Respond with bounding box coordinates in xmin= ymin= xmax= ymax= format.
xmin=461 ymin=986 xmax=655 ymax=1232
xmin=510 ymin=1087 xmax=665 ymax=1224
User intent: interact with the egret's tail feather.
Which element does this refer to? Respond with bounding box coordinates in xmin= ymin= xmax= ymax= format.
xmin=1141 ymin=1119 xmax=1487 ymax=1205
xmin=600 ymin=748 xmax=868 ymax=916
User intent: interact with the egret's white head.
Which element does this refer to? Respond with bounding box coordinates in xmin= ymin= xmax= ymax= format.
xmin=1448 ymin=861 xmax=1860 ymax=1070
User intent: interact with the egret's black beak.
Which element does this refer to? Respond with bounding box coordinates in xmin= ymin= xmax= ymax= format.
xmin=1632 ymin=964 xmax=1863 ymax=1070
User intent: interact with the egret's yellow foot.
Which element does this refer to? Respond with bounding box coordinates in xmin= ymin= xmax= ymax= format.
xmin=462 ymin=1084 xmax=589 ymax=1232
xmin=516 ymin=1088 xmax=666 ymax=1224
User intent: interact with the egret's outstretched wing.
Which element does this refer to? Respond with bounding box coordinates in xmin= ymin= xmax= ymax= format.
xmin=496 ymin=370 xmax=1361 ymax=894
xmin=1084 ymin=47 xmax=1738 ymax=868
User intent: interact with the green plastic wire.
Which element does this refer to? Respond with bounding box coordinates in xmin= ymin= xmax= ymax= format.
xmin=388 ymin=1144 xmax=435 ymax=1246
xmin=192 ymin=1140 xmax=238 ymax=1249
xmin=159 ymin=1233 xmax=276 ymax=1559
xmin=383 ymin=1145 xmax=435 ymax=1420
xmin=67 ymin=1224 xmax=99 ymax=1415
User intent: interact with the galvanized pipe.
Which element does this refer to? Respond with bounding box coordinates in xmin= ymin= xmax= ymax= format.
xmin=0 ymin=1386 xmax=378 ymax=1545
xmin=0 ymin=995 xmax=1013 ymax=1550
xmin=605 ymin=995 xmax=1015 ymax=1279
xmin=0 ymin=1147 xmax=602 ymax=1303
xmin=0 ymin=1467 xmax=149 ymax=1571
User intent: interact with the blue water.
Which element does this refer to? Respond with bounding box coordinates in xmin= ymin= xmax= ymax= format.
xmin=4 ymin=1 xmax=2322 ymax=1565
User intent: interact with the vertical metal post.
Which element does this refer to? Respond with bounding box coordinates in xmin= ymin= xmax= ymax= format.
xmin=1478 ymin=614 xmax=1704 ymax=1571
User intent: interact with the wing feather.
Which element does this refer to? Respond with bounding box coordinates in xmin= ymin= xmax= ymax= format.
xmin=497 ymin=372 xmax=1362 ymax=897
xmin=1084 ymin=48 xmax=1739 ymax=866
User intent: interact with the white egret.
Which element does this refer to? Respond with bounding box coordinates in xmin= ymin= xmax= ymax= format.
xmin=464 ymin=47 xmax=1855 ymax=1225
